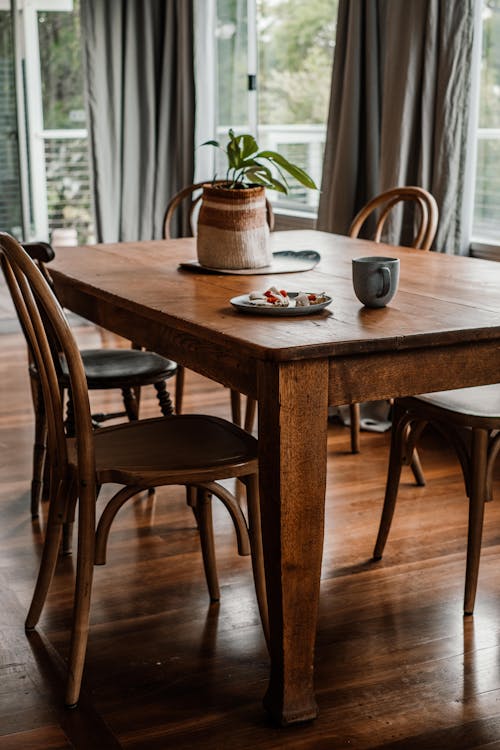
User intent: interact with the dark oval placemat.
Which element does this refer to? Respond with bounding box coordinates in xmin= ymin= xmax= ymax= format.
xmin=178 ymin=250 xmax=320 ymax=275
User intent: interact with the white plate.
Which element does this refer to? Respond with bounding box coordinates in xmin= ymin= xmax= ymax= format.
xmin=230 ymin=292 xmax=333 ymax=316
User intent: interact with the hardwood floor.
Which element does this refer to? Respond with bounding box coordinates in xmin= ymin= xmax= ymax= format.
xmin=1 ymin=319 xmax=500 ymax=749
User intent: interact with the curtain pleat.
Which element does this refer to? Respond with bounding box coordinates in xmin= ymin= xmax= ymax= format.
xmin=80 ymin=0 xmax=195 ymax=242
xmin=318 ymin=0 xmax=476 ymax=254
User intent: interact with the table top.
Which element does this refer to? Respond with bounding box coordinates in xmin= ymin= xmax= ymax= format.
xmin=50 ymin=230 xmax=500 ymax=364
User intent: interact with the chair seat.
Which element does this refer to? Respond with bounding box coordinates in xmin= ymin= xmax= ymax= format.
xmin=69 ymin=414 xmax=258 ymax=485
xmin=407 ymin=384 xmax=500 ymax=423
xmin=59 ymin=348 xmax=177 ymax=388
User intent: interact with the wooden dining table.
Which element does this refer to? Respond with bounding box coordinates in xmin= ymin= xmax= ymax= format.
xmin=50 ymin=229 xmax=500 ymax=726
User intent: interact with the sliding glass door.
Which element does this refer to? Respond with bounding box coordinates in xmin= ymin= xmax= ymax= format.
xmin=0 ymin=7 xmax=23 ymax=237
xmin=1 ymin=0 xmax=93 ymax=244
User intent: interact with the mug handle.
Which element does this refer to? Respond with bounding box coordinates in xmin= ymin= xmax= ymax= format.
xmin=377 ymin=266 xmax=391 ymax=298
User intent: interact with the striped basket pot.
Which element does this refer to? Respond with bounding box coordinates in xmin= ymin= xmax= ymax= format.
xmin=197 ymin=184 xmax=271 ymax=270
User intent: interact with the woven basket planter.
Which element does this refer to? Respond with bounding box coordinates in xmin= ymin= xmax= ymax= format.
xmin=197 ymin=184 xmax=271 ymax=270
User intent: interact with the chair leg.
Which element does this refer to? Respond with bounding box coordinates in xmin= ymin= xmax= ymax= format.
xmin=244 ymin=473 xmax=269 ymax=648
xmin=62 ymin=478 xmax=78 ymax=556
xmin=350 ymin=403 xmax=360 ymax=454
xmin=130 ymin=343 xmax=144 ymax=412
xmin=186 ymin=485 xmax=199 ymax=526
xmin=196 ymin=487 xmax=220 ymax=602
xmin=65 ymin=482 xmax=97 ymax=707
xmin=42 ymin=454 xmax=53 ymax=502
xmin=410 ymin=449 xmax=426 ymax=486
xmin=244 ymin=398 xmax=257 ymax=433
xmin=485 ymin=432 xmax=500 ymax=503
xmin=154 ymin=380 xmax=174 ymax=416
xmin=94 ymin=485 xmax=140 ymax=565
xmin=230 ymin=389 xmax=242 ymax=427
xmin=62 ymin=522 xmax=74 ymax=557
xmin=121 ymin=387 xmax=139 ymax=420
xmin=175 ymin=365 xmax=185 ymax=414
xmin=65 ymin=395 xmax=76 ymax=436
xmin=373 ymin=402 xmax=406 ymax=560
xmin=464 ymin=428 xmax=489 ymax=616
xmin=25 ymin=478 xmax=68 ymax=629
xmin=31 ymin=382 xmax=47 ymax=519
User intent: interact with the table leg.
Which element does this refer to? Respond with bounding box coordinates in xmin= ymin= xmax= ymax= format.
xmin=257 ymin=358 xmax=329 ymax=725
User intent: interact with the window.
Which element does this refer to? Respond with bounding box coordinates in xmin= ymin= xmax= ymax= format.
xmin=0 ymin=9 xmax=23 ymax=237
xmin=215 ymin=0 xmax=337 ymax=214
xmin=472 ymin=0 xmax=500 ymax=256
xmin=1 ymin=0 xmax=93 ymax=244
xmin=36 ymin=4 xmax=93 ymax=243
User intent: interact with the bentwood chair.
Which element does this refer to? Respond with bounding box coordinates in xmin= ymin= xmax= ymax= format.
xmin=347 ymin=186 xmax=439 ymax=453
xmin=10 ymin=242 xmax=178 ymax=519
xmin=0 ymin=232 xmax=268 ymax=708
xmin=373 ymin=387 xmax=500 ymax=615
xmin=163 ymin=181 xmax=275 ymax=432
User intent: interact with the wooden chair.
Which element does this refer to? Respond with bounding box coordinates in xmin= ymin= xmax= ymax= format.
xmin=163 ymin=181 xmax=275 ymax=432
xmin=10 ymin=242 xmax=178 ymax=520
xmin=0 ymin=232 xmax=268 ymax=708
xmin=347 ymin=186 xmax=439 ymax=453
xmin=373 ymin=387 xmax=500 ymax=615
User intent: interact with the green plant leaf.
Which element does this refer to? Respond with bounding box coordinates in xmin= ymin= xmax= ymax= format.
xmin=239 ymin=134 xmax=259 ymax=160
xmin=260 ymin=159 xmax=290 ymax=192
xmin=245 ymin=167 xmax=287 ymax=193
xmin=258 ymin=150 xmax=318 ymax=189
xmin=227 ymin=135 xmax=242 ymax=169
xmin=246 ymin=163 xmax=274 ymax=181
xmin=200 ymin=129 xmax=317 ymax=194
xmin=264 ymin=175 xmax=288 ymax=193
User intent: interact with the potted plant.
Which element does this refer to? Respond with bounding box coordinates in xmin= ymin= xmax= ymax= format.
xmin=197 ymin=129 xmax=317 ymax=270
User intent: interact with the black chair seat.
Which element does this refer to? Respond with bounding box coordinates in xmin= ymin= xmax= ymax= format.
xmin=59 ymin=349 xmax=177 ymax=388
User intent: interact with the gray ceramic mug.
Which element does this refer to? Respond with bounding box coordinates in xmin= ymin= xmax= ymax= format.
xmin=352 ymin=256 xmax=400 ymax=308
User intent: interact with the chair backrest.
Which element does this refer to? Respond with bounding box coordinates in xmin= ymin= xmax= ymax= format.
xmin=9 ymin=242 xmax=66 ymax=381
xmin=22 ymin=241 xmax=55 ymax=264
xmin=349 ymin=186 xmax=438 ymax=251
xmin=163 ymin=180 xmax=275 ymax=239
xmin=0 ymin=232 xmax=95 ymax=485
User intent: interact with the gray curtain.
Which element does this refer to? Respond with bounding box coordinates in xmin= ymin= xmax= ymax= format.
xmin=80 ymin=0 xmax=195 ymax=242
xmin=318 ymin=0 xmax=476 ymax=254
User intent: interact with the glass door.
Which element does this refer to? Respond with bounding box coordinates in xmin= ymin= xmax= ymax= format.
xmin=0 ymin=6 xmax=23 ymax=237
xmin=0 ymin=0 xmax=93 ymax=244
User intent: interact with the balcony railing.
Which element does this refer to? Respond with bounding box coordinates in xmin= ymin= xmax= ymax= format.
xmin=473 ymin=128 xmax=500 ymax=242
xmin=39 ymin=123 xmax=500 ymax=248
xmin=42 ymin=129 xmax=94 ymax=245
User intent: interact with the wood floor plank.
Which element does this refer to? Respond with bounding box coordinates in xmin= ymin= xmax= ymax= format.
xmin=1 ymin=321 xmax=500 ymax=748
xmin=0 ymin=726 xmax=73 ymax=750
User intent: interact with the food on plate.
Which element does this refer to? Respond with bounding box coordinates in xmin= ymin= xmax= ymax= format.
xmin=248 ymin=287 xmax=329 ymax=307
xmin=248 ymin=286 xmax=290 ymax=307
